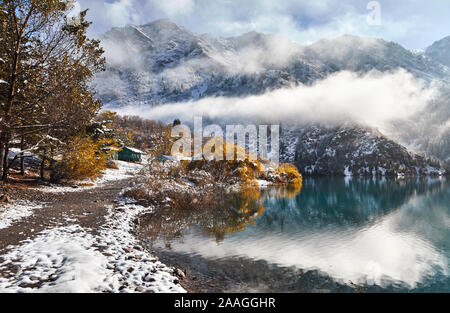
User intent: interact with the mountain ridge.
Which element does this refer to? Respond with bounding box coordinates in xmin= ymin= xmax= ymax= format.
xmin=426 ymin=36 xmax=450 ymax=68
xmin=95 ymin=19 xmax=449 ymax=176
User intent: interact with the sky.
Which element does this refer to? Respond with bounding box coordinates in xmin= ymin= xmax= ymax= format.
xmin=75 ymin=0 xmax=450 ymax=50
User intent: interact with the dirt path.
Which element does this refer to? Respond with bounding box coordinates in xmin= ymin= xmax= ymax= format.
xmin=0 ymin=176 xmax=185 ymax=293
xmin=0 ymin=179 xmax=131 ymax=253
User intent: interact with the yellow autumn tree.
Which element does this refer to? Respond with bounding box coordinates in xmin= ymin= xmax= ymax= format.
xmin=277 ymin=163 xmax=303 ymax=185
xmin=53 ymin=136 xmax=118 ymax=181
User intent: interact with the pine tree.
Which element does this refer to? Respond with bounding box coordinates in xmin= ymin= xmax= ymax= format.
xmin=0 ymin=0 xmax=104 ymax=181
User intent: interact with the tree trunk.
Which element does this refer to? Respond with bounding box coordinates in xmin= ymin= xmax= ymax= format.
xmin=49 ymin=147 xmax=55 ymax=180
xmin=20 ymin=137 xmax=25 ymax=175
xmin=0 ymin=144 xmax=4 ymax=179
xmin=2 ymin=142 xmax=9 ymax=182
xmin=40 ymin=148 xmax=46 ymax=180
xmin=1 ymin=8 xmax=26 ymax=182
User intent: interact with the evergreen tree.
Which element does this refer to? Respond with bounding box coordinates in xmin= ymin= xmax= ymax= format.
xmin=0 ymin=0 xmax=105 ymax=181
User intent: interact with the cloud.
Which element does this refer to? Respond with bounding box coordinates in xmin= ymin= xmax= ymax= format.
xmin=163 ymin=196 xmax=447 ymax=287
xmin=114 ymin=69 xmax=436 ymax=135
xmin=77 ymin=0 xmax=450 ymax=49
xmin=152 ymin=0 xmax=194 ymax=16
xmin=103 ymin=0 xmax=137 ymax=26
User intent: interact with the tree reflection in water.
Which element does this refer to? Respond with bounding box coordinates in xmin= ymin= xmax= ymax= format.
xmin=137 ymin=177 xmax=449 ymax=292
xmin=138 ymin=183 xmax=303 ymax=246
xmin=139 ymin=177 xmax=446 ymax=248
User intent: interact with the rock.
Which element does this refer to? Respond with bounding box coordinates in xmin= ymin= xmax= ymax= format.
xmin=123 ymin=247 xmax=133 ymax=253
xmin=0 ymin=194 xmax=11 ymax=203
xmin=174 ymin=269 xmax=186 ymax=279
xmin=135 ymin=286 xmax=144 ymax=292
xmin=8 ymin=265 xmax=20 ymax=272
xmin=30 ymin=276 xmax=39 ymax=281
xmin=144 ymin=275 xmax=156 ymax=282
xmin=173 ymin=278 xmax=180 ymax=285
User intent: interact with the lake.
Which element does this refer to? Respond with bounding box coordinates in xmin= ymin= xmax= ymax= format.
xmin=140 ymin=177 xmax=449 ymax=293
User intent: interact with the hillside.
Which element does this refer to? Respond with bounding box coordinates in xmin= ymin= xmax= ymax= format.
xmin=426 ymin=36 xmax=450 ymax=68
xmin=94 ymin=19 xmax=449 ymax=176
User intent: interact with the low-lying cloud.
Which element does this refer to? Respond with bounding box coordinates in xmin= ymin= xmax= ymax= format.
xmin=115 ymin=69 xmax=436 ymax=134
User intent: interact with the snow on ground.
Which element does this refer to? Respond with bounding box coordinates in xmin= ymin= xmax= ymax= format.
xmin=256 ymin=180 xmax=271 ymax=188
xmin=96 ymin=199 xmax=185 ymax=293
xmin=42 ymin=160 xmax=145 ymax=193
xmin=0 ymin=198 xmax=185 ymax=293
xmin=0 ymin=225 xmax=109 ymax=292
xmin=97 ymin=161 xmax=145 ymax=185
xmin=344 ymin=166 xmax=353 ymax=177
xmin=425 ymin=165 xmax=445 ymax=176
xmin=0 ymin=201 xmax=43 ymax=230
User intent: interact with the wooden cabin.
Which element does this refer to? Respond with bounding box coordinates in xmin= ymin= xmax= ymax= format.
xmin=117 ymin=146 xmax=144 ymax=162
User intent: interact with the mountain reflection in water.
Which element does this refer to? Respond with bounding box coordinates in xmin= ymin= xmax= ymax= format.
xmin=140 ymin=177 xmax=449 ymax=292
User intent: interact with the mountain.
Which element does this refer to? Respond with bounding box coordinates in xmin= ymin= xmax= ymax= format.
xmin=95 ymin=19 xmax=449 ymax=176
xmin=426 ymin=36 xmax=450 ymax=68
xmin=95 ymin=21 xmax=448 ymax=107
xmin=303 ymin=35 xmax=449 ymax=81
xmin=280 ymin=124 xmax=444 ymax=176
xmin=95 ymin=19 xmax=321 ymax=107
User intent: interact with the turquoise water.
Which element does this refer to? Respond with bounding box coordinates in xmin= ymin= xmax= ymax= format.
xmin=150 ymin=177 xmax=449 ymax=292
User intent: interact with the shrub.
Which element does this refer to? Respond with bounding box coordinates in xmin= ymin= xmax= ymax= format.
xmin=277 ymin=163 xmax=303 ymax=185
xmin=106 ymin=160 xmax=119 ymax=169
xmin=52 ymin=137 xmax=117 ymax=181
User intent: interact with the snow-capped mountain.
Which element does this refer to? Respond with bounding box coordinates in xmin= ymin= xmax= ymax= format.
xmin=95 ymin=19 xmax=321 ymax=107
xmin=280 ymin=124 xmax=444 ymax=176
xmin=302 ymin=35 xmax=449 ymax=81
xmin=95 ymin=19 xmax=449 ymax=176
xmin=95 ymin=20 xmax=448 ymax=107
xmin=426 ymin=36 xmax=450 ymax=68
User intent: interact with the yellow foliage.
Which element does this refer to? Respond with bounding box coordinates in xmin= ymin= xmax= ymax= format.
xmin=237 ymin=162 xmax=262 ymax=188
xmin=56 ymin=136 xmax=118 ymax=180
xmin=277 ymin=163 xmax=303 ymax=186
xmin=203 ymin=188 xmax=266 ymax=242
xmin=149 ymin=125 xmax=174 ymax=157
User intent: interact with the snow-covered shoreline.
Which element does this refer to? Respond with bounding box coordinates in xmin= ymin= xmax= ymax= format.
xmin=0 ymin=158 xmax=186 ymax=293
xmin=0 ymin=197 xmax=185 ymax=293
xmin=41 ymin=160 xmax=144 ymax=193
xmin=0 ymin=201 xmax=43 ymax=230
xmin=0 ymin=156 xmax=291 ymax=293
